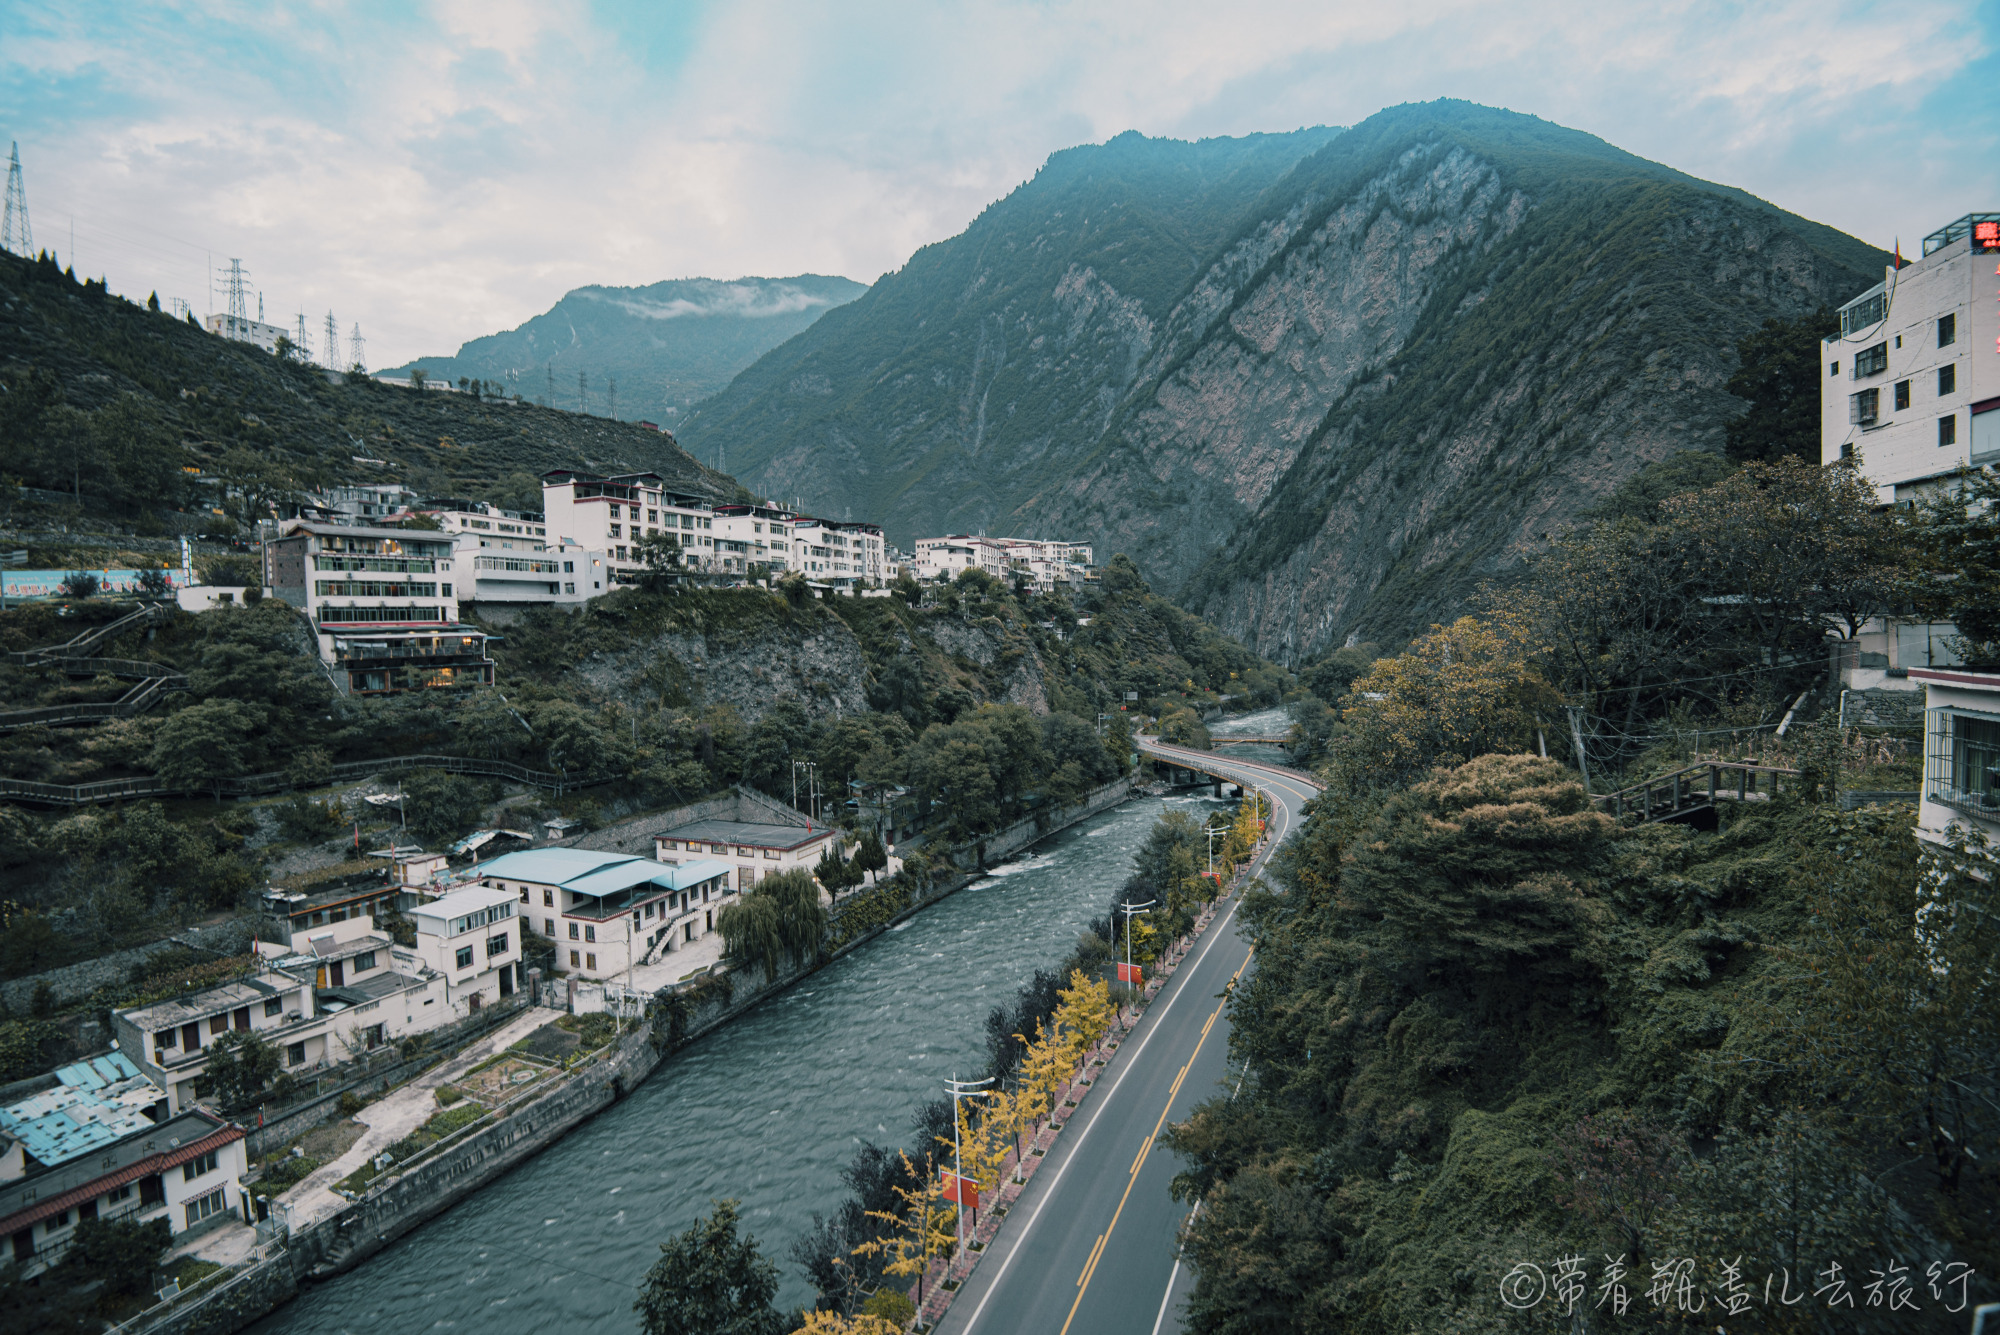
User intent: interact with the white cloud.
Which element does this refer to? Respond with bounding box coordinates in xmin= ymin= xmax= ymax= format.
xmin=3 ymin=0 xmax=1993 ymax=367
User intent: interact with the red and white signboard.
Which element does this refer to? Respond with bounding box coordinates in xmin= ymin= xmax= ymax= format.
xmin=1116 ymin=962 xmax=1143 ymax=985
xmin=940 ymin=1170 xmax=979 ymax=1210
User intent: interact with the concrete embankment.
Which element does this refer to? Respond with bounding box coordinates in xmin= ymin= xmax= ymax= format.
xmin=127 ymin=774 xmax=1144 ymax=1335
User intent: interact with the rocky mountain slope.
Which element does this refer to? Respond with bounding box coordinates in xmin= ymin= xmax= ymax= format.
xmin=382 ymin=275 xmax=867 ymax=433
xmin=0 ymin=249 xmax=736 ymax=523
xmin=682 ymin=102 xmax=1884 ymax=660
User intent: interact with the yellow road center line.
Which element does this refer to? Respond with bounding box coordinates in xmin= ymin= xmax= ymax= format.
xmin=1058 ymin=947 xmax=1253 ymax=1335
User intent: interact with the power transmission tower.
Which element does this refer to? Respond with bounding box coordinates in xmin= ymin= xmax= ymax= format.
xmin=545 ymin=365 xmax=554 ymax=407
xmin=347 ymin=324 xmax=366 ymax=373
xmin=324 ymin=312 xmax=341 ymax=370
xmin=218 ymin=259 xmax=250 ymax=321
xmin=1 ymin=142 xmax=31 ymax=257
xmin=171 ymin=298 xmax=191 ymax=321
xmin=578 ymin=370 xmax=588 ymax=415
xmin=607 ymin=377 xmax=616 ymax=421
xmin=294 ymin=312 xmax=311 ymax=360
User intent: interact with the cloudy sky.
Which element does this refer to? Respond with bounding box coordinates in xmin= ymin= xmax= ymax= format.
xmin=5 ymin=1 xmax=1996 ymax=368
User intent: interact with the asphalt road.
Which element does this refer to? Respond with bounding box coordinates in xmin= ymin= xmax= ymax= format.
xmin=938 ymin=742 xmax=1322 ymax=1335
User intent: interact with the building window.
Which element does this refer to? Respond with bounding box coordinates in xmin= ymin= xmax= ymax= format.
xmin=586 ymin=953 xmax=598 ymax=971
xmin=543 ymin=888 xmax=554 ymax=906
xmin=1828 ymin=360 xmax=1839 ymax=376
xmin=1850 ymin=388 xmax=1880 ymax=426
xmin=545 ymin=918 xmax=555 ymax=935
xmin=763 ymin=848 xmax=780 ymax=859
xmin=1894 ymin=379 xmax=1911 ymax=411
xmin=1940 ymin=313 xmax=1957 ymax=347
xmin=518 ymin=887 xmax=529 ymax=903
xmin=455 ymin=945 xmax=474 ymax=970
xmin=287 ymin=1041 xmax=306 ymax=1067
xmin=184 ymin=1188 xmax=227 ymax=1229
xmin=182 ymin=1149 xmax=219 ymax=1182
xmin=570 ymin=950 xmax=580 ymax=967
xmin=1852 ymin=343 xmax=1888 ymax=378
xmin=1940 ymin=363 xmax=1957 ymax=396
xmin=584 ymin=925 xmax=596 ymax=943
xmin=1841 ymin=292 xmax=1887 ymax=336
xmin=1941 ymin=415 xmax=1958 ymax=447
xmin=1928 ymin=710 xmax=2000 ymax=812
xmin=263 ymin=998 xmax=284 ymax=1017
xmin=487 ymin=933 xmax=509 ymax=959
xmin=568 ymin=922 xmax=579 ymax=940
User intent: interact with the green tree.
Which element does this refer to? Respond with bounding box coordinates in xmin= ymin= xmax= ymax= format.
xmin=1913 ymin=466 xmax=2000 ymax=664
xmin=202 ymin=1030 xmax=281 ymax=1109
xmin=149 ymin=699 xmax=262 ymax=796
xmin=1724 ymin=307 xmax=1836 ymax=465
xmin=634 ymin=1200 xmax=787 ymax=1335
xmin=636 ymin=530 xmax=685 ymax=592
xmin=401 ymin=769 xmax=484 ymax=844
xmin=852 ymin=829 xmax=889 ymax=885
xmin=58 ymin=570 xmax=100 ymax=599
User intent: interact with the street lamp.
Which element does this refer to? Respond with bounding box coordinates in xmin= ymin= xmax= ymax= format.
xmin=944 ymin=1075 xmax=996 ymax=1252
xmin=1118 ymin=897 xmax=1156 ymax=984
xmin=1204 ymin=826 xmax=1223 ymax=878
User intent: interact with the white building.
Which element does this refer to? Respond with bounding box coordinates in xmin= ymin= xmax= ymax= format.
xmin=1911 ymin=667 xmax=2000 ymax=847
xmin=316 ymin=483 xmax=423 ymax=523
xmin=407 ymin=885 xmax=525 ymax=1012
xmin=262 ymin=520 xmax=493 ymax=693
xmin=472 ymin=849 xmax=734 ymax=982
xmin=116 ymin=914 xmax=449 ymax=1114
xmin=789 ymin=518 xmax=886 ymax=588
xmin=204 ymin=312 xmax=289 ymax=354
xmin=654 ymin=815 xmax=841 ymax=893
xmin=540 ymin=469 xmax=724 ymax=586
xmin=915 ymin=535 xmax=1094 ymax=589
xmin=1821 ymin=213 xmax=2000 ymax=503
xmin=714 ymin=503 xmax=800 ymax=578
xmin=1 ymin=1056 xmax=247 ymax=1275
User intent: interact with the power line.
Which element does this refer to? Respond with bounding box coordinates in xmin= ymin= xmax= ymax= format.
xmin=2 ymin=142 xmax=32 ymax=257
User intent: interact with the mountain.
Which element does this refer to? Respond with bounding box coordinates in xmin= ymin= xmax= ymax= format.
xmin=383 ymin=275 xmax=868 ymax=432
xmin=0 ymin=249 xmax=736 ymax=525
xmin=680 ymin=102 xmax=1884 ymax=662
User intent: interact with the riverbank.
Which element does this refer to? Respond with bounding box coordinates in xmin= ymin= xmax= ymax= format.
xmin=125 ymin=774 xmax=1149 ymax=1335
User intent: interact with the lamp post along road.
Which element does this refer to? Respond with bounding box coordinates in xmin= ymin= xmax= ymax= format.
xmin=1119 ymin=898 xmax=1155 ymax=982
xmin=946 ymin=1075 xmax=996 ymax=1251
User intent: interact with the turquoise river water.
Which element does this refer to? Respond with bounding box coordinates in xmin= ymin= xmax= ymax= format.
xmin=251 ymin=789 xmax=1236 ymax=1333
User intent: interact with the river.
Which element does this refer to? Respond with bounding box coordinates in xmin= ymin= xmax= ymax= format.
xmin=1208 ymin=704 xmax=1295 ymax=768
xmin=251 ymin=791 xmax=1231 ymax=1333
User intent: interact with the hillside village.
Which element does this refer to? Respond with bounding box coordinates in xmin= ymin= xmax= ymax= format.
xmin=0 ymin=86 xmax=1997 ymax=1335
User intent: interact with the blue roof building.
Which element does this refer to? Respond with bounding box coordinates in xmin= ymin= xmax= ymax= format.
xmin=474 ymin=849 xmax=735 ymax=982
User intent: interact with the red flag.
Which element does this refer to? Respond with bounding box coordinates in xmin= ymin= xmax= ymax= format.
xmin=1893 ymin=238 xmax=1904 ymax=269
xmin=941 ymin=1170 xmax=979 ymax=1210
xmin=1117 ymin=962 xmax=1143 ymax=985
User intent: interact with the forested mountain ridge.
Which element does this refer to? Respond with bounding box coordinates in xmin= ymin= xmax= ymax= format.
xmin=0 ymin=250 xmax=735 ymax=525
xmin=683 ymin=101 xmax=1884 ymax=660
xmin=380 ymin=274 xmax=868 ymax=431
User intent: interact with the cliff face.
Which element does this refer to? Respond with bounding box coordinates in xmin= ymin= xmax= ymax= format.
xmin=685 ymin=102 xmax=1883 ymax=660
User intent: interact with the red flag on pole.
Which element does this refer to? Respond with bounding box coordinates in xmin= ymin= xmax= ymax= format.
xmin=1117 ymin=962 xmax=1143 ymax=985
xmin=940 ymin=1170 xmax=979 ymax=1210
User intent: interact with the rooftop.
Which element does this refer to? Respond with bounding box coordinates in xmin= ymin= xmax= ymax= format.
xmin=411 ymin=884 xmax=517 ymax=920
xmin=0 ymin=1053 xmax=163 ymax=1168
xmin=278 ymin=520 xmax=457 ymax=545
xmin=660 ymin=819 xmax=836 ymax=850
xmin=474 ymin=848 xmax=642 ymax=885
xmin=119 ymin=971 xmax=299 ymax=1031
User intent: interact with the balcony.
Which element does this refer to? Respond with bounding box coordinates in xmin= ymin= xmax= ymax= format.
xmin=473 ymin=556 xmax=562 ymax=574
xmin=315 ymin=557 xmax=437 ymax=574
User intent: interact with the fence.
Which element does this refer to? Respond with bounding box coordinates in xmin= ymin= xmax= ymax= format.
xmin=0 ymin=752 xmax=610 ymax=807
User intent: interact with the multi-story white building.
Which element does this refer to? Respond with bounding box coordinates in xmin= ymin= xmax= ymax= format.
xmin=117 ymin=914 xmax=448 ymax=1113
xmin=263 ymin=520 xmax=493 ymax=693
xmin=406 ymin=885 xmax=525 ymax=1011
xmin=540 ymin=470 xmax=724 ymax=586
xmin=915 ymin=535 xmax=1094 ymax=589
xmin=654 ymin=815 xmax=841 ymax=893
xmin=472 ymin=849 xmax=735 ymax=982
xmin=790 ymin=518 xmax=886 ymax=588
xmin=1821 ymin=212 xmax=2000 ymax=503
xmin=1 ymin=1057 xmax=247 ymax=1274
xmin=316 ymin=483 xmax=423 ymax=523
xmin=418 ymin=503 xmax=606 ymax=608
xmin=714 ymin=504 xmax=800 ymax=578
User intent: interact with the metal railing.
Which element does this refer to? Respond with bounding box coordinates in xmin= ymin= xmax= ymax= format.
xmin=1593 ymin=762 xmax=1802 ymax=824
xmin=0 ymin=752 xmax=609 ymax=807
xmin=7 ymin=601 xmax=173 ymax=665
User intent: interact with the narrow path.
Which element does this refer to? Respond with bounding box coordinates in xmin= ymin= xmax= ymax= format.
xmin=938 ymin=743 xmax=1320 ymax=1335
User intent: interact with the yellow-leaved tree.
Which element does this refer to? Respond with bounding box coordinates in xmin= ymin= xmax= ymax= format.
xmin=1331 ymin=614 xmax=1557 ymax=795
xmin=798 ymin=1313 xmax=900 ymax=1335
xmin=854 ymin=1148 xmax=955 ymax=1308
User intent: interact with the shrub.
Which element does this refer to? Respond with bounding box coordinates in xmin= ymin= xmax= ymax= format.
xmin=338 ymin=1090 xmax=365 ymax=1116
xmin=859 ymin=1288 xmax=915 ymax=1326
xmin=435 ymin=1085 xmax=464 ymax=1107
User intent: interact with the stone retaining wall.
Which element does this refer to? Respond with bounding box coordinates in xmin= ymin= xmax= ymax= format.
xmin=1 ymin=920 xmax=257 ymax=1012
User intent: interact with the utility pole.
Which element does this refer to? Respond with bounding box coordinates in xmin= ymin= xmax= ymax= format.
xmin=578 ymin=370 xmax=588 ymax=415
xmin=607 ymin=376 xmax=616 ymax=421
xmin=944 ymin=1076 xmax=995 ymax=1252
xmin=546 ymin=364 xmax=554 ymax=408
xmin=1565 ymin=705 xmax=1592 ymax=794
xmin=1 ymin=142 xmax=31 ymax=257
